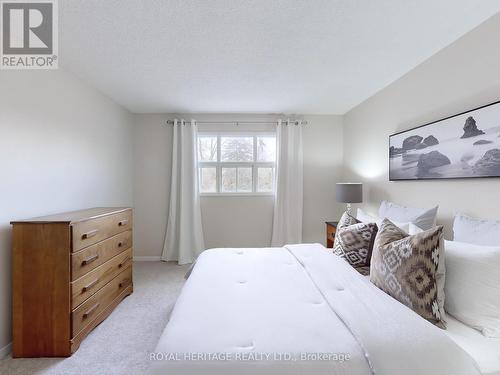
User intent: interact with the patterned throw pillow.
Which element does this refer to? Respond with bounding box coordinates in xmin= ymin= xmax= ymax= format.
xmin=370 ymin=219 xmax=445 ymax=328
xmin=333 ymin=212 xmax=378 ymax=270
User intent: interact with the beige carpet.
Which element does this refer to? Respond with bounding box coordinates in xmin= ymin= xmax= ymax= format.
xmin=0 ymin=262 xmax=189 ymax=375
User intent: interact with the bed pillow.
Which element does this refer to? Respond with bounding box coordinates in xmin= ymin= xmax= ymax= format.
xmin=407 ymin=223 xmax=423 ymax=235
xmin=453 ymin=213 xmax=500 ymax=246
xmin=357 ymin=208 xmax=421 ymax=235
xmin=378 ymin=200 xmax=438 ymax=230
xmin=444 ymin=240 xmax=500 ymax=337
xmin=409 ymin=223 xmax=446 ymax=321
xmin=333 ymin=212 xmax=378 ymax=268
xmin=357 ymin=208 xmax=382 ymax=226
xmin=370 ymin=219 xmax=445 ymax=328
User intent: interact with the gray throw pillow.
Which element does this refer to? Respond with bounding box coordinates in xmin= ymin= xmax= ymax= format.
xmin=370 ymin=219 xmax=445 ymax=328
xmin=333 ymin=212 xmax=378 ymax=268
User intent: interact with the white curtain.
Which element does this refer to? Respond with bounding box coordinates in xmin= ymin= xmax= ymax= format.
xmin=271 ymin=119 xmax=304 ymax=246
xmin=162 ymin=119 xmax=205 ymax=265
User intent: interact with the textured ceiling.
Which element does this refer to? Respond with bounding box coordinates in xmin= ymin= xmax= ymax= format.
xmin=60 ymin=1 xmax=500 ymax=114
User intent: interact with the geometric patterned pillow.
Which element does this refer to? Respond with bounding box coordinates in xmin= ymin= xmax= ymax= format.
xmin=333 ymin=211 xmax=378 ymax=269
xmin=370 ymin=218 xmax=445 ymax=328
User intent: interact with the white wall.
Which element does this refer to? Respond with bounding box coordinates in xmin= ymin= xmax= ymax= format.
xmin=0 ymin=69 xmax=134 ymax=354
xmin=132 ymin=114 xmax=172 ymax=259
xmin=133 ymin=114 xmax=344 ymax=257
xmin=343 ymin=13 xmax=500 ymax=239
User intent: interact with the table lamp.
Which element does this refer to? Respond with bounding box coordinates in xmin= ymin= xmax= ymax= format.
xmin=336 ymin=183 xmax=363 ymax=215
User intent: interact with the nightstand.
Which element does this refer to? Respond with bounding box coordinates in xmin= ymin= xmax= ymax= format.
xmin=325 ymin=221 xmax=339 ymax=248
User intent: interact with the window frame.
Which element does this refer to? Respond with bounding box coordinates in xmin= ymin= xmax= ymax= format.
xmin=197 ymin=131 xmax=276 ymax=197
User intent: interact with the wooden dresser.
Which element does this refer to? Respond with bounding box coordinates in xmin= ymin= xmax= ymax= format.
xmin=11 ymin=207 xmax=133 ymax=357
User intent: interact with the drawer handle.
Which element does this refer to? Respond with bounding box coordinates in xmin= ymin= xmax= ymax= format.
xmin=118 ymin=219 xmax=128 ymax=227
xmin=82 ymin=303 xmax=100 ymax=319
xmin=81 ymin=254 xmax=99 ymax=266
xmin=118 ymin=257 xmax=131 ymax=269
xmin=118 ymin=241 xmax=127 ymax=248
xmin=81 ymin=229 xmax=98 ymax=240
xmin=119 ymin=277 xmax=131 ymax=289
xmin=82 ymin=278 xmax=99 ymax=293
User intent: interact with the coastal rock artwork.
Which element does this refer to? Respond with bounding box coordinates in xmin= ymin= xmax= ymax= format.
xmin=389 ymin=146 xmax=404 ymax=156
xmin=402 ymin=135 xmax=423 ymax=150
xmin=473 ymin=140 xmax=493 ymax=145
xmin=461 ymin=116 xmax=485 ymax=138
xmin=423 ymin=135 xmax=439 ymax=146
xmin=473 ymin=149 xmax=500 ymax=175
xmin=389 ymin=101 xmax=500 ymax=180
xmin=460 ymin=153 xmax=475 ymax=170
xmin=401 ymin=153 xmax=420 ymax=166
xmin=415 ymin=143 xmax=428 ymax=150
xmin=417 ymin=151 xmax=451 ymax=174
xmin=400 ymin=134 xmax=439 ymax=152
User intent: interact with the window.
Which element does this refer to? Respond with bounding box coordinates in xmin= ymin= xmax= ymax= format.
xmin=197 ymin=133 xmax=276 ymax=195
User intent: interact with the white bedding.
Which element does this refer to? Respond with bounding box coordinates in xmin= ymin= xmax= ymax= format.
xmin=147 ymin=244 xmax=481 ymax=375
xmin=446 ymin=315 xmax=500 ymax=375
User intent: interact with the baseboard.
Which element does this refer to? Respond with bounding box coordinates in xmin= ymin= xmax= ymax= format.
xmin=133 ymin=256 xmax=162 ymax=261
xmin=0 ymin=342 xmax=12 ymax=359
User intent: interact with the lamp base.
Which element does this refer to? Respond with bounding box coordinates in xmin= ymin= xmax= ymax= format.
xmin=346 ymin=203 xmax=352 ymax=216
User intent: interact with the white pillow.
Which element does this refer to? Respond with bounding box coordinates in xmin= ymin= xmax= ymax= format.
xmin=444 ymin=240 xmax=500 ymax=337
xmin=408 ymin=222 xmax=425 ymax=235
xmin=356 ymin=208 xmax=382 ymax=226
xmin=378 ymin=200 xmax=438 ymax=230
xmin=453 ymin=213 xmax=500 ymax=246
xmin=357 ymin=208 xmax=417 ymax=234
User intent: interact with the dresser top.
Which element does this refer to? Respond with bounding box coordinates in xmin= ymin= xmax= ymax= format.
xmin=11 ymin=207 xmax=132 ymax=224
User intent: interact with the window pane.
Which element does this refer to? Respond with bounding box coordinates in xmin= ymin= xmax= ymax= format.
xmin=200 ymin=167 xmax=216 ymax=193
xmin=198 ymin=136 xmax=218 ymax=161
xmin=257 ymin=167 xmax=274 ymax=192
xmin=221 ymin=167 xmax=237 ymax=192
xmin=237 ymin=167 xmax=252 ymax=192
xmin=257 ymin=136 xmax=276 ymax=162
xmin=221 ymin=137 xmax=253 ymax=162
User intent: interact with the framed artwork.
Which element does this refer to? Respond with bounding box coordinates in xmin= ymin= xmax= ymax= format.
xmin=389 ymin=101 xmax=500 ymax=180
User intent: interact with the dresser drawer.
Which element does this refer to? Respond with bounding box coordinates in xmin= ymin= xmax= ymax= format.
xmin=71 ymin=230 xmax=132 ymax=280
xmin=71 ymin=248 xmax=133 ymax=309
xmin=70 ymin=284 xmax=133 ymax=354
xmin=72 ymin=210 xmax=132 ymax=252
xmin=72 ymin=267 xmax=132 ymax=337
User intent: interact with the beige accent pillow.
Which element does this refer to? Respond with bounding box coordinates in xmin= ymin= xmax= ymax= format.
xmin=370 ymin=219 xmax=445 ymax=328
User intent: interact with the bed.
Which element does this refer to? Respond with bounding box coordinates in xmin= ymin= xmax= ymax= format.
xmin=445 ymin=316 xmax=500 ymax=375
xmin=147 ymin=244 xmax=486 ymax=375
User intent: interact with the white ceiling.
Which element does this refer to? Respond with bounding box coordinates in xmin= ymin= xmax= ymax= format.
xmin=60 ymin=1 xmax=500 ymax=114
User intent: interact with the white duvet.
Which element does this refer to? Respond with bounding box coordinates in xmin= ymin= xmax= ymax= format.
xmin=147 ymin=244 xmax=480 ymax=375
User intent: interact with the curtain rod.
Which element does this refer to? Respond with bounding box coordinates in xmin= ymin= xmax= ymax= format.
xmin=165 ymin=120 xmax=307 ymax=125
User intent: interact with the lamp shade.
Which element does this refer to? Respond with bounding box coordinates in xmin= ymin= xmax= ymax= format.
xmin=336 ymin=183 xmax=363 ymax=203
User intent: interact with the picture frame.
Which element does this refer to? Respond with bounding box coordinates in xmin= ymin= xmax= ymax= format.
xmin=389 ymin=100 xmax=500 ymax=181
